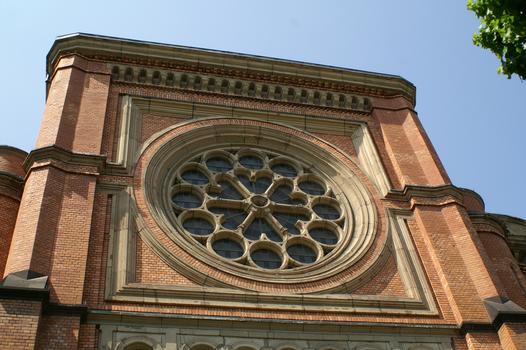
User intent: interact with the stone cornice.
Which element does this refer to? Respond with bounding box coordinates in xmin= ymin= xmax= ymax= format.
xmin=47 ymin=33 xmax=416 ymax=105
xmin=52 ymin=54 xmax=111 ymax=78
xmin=87 ymin=309 xmax=458 ymax=333
xmin=23 ymin=145 xmax=106 ymax=174
xmin=0 ymin=171 xmax=24 ymax=200
xmin=386 ymin=184 xmax=467 ymax=208
xmin=0 ymin=285 xmax=49 ymax=302
xmin=457 ymin=187 xmax=485 ymax=210
xmin=459 ymin=312 xmax=526 ymax=335
xmin=492 ymin=214 xmax=526 ymax=234
xmin=0 ymin=145 xmax=28 ymax=158
xmin=468 ymin=213 xmax=508 ymax=238
xmin=109 ymin=64 xmax=375 ymax=113
xmin=44 ymin=303 xmax=88 ymax=319
xmin=386 ymin=185 xmax=490 ymax=215
xmin=489 ymin=213 xmax=526 ymax=255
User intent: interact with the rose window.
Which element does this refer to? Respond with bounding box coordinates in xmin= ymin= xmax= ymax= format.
xmin=168 ymin=148 xmax=347 ymax=270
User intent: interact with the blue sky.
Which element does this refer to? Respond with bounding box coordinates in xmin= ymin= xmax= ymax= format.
xmin=1 ymin=1 xmax=524 ymax=218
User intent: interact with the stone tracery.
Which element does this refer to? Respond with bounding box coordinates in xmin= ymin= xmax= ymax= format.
xmin=168 ymin=147 xmax=347 ymax=270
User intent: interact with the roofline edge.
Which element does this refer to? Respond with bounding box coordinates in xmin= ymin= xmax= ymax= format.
xmin=46 ymin=33 xmax=417 ymax=105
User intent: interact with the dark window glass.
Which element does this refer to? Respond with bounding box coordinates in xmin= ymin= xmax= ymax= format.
xmin=251 ymin=249 xmax=282 ymax=269
xmin=217 ymin=180 xmax=243 ymax=200
xmin=238 ymin=174 xmax=252 ymax=192
xmin=271 ymin=163 xmax=297 ymax=177
xmin=238 ymin=175 xmax=271 ymax=194
xmin=245 ymin=218 xmax=282 ymax=242
xmin=273 ymin=212 xmax=309 ymax=235
xmin=309 ymin=227 xmax=338 ymax=245
xmin=172 ymin=192 xmax=202 ymax=208
xmin=206 ymin=157 xmax=232 ymax=172
xmin=270 ymin=185 xmax=305 ymax=205
xmin=181 ymin=170 xmax=208 ymax=185
xmin=238 ymin=175 xmax=272 ymax=194
xmin=183 ymin=218 xmax=214 ymax=235
xmin=299 ymin=181 xmax=325 ymax=195
xmin=313 ymin=204 xmax=340 ymax=220
xmin=287 ymin=244 xmax=317 ymax=263
xmin=212 ymin=239 xmax=244 ymax=259
xmin=239 ymin=155 xmax=263 ymax=169
xmin=254 ymin=177 xmax=272 ymax=193
xmin=209 ymin=207 xmax=247 ymax=229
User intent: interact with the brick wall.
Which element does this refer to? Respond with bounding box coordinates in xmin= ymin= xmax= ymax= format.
xmin=4 ymin=167 xmax=64 ymax=275
xmin=0 ymin=195 xmax=19 ymax=277
xmin=465 ymin=332 xmax=502 ymax=350
xmin=36 ymin=315 xmax=81 ymax=349
xmin=478 ymin=231 xmax=526 ymax=309
xmin=0 ymin=146 xmax=25 ymax=278
xmin=78 ymin=324 xmax=99 ymax=350
xmin=498 ymin=322 xmax=526 ymax=350
xmin=0 ymin=298 xmax=41 ymax=349
xmin=35 ymin=55 xmax=110 ymax=154
xmin=0 ymin=148 xmax=26 ymax=178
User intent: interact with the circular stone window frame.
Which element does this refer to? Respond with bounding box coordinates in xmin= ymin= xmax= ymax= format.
xmin=138 ymin=118 xmax=379 ymax=285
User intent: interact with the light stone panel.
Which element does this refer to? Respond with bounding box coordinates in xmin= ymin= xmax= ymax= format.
xmin=97 ymin=322 xmax=455 ymax=350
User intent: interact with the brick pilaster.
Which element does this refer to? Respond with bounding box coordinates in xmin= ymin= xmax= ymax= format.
xmin=0 ymin=146 xmax=26 ymax=278
xmin=36 ymin=54 xmax=111 ymax=154
xmin=373 ymin=96 xmax=450 ymax=187
xmin=1 ymin=54 xmax=110 ymax=349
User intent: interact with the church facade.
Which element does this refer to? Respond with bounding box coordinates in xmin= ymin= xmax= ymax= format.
xmin=0 ymin=33 xmax=525 ymax=349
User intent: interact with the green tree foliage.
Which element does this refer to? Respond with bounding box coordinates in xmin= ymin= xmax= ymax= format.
xmin=467 ymin=0 xmax=526 ymax=79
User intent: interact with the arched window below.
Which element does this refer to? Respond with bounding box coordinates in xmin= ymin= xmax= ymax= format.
xmin=124 ymin=342 xmax=153 ymax=350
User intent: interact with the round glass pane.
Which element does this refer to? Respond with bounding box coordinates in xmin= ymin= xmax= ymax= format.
xmin=271 ymin=163 xmax=297 ymax=177
xmin=172 ymin=192 xmax=202 ymax=208
xmin=299 ymin=181 xmax=325 ymax=195
xmin=309 ymin=227 xmax=338 ymax=245
xmin=287 ymin=244 xmax=317 ymax=263
xmin=206 ymin=157 xmax=233 ymax=172
xmin=212 ymin=239 xmax=244 ymax=259
xmin=313 ymin=204 xmax=340 ymax=220
xmin=183 ymin=218 xmax=214 ymax=235
xmin=251 ymin=249 xmax=282 ymax=269
xmin=239 ymin=155 xmax=263 ymax=169
xmin=181 ymin=169 xmax=208 ymax=185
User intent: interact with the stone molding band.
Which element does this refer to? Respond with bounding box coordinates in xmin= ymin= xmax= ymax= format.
xmin=16 ymin=145 xmax=493 ymax=218
xmin=0 ymin=172 xmax=24 ymax=200
xmin=23 ymin=145 xmax=107 ymax=173
xmin=460 ymin=312 xmax=526 ymax=335
xmin=109 ymin=63 xmax=373 ymax=113
xmin=47 ymin=34 xmax=416 ymax=104
xmin=386 ymin=184 xmax=485 ymax=210
xmin=0 ymin=285 xmax=49 ymax=302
